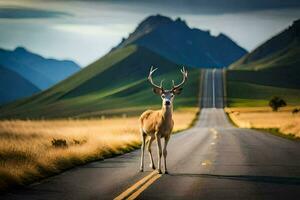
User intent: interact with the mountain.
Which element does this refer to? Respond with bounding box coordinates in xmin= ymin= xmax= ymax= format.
xmin=0 ymin=45 xmax=200 ymax=119
xmin=0 ymin=47 xmax=81 ymax=89
xmin=113 ymin=15 xmax=247 ymax=68
xmin=0 ymin=65 xmax=40 ymax=105
xmin=230 ymin=19 xmax=300 ymax=70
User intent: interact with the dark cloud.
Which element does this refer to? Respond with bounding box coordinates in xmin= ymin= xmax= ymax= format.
xmin=0 ymin=7 xmax=71 ymax=19
xmin=88 ymin=0 xmax=300 ymax=14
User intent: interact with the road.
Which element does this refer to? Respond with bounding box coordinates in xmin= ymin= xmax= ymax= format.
xmin=3 ymin=69 xmax=300 ymax=200
xmin=201 ymin=69 xmax=224 ymax=108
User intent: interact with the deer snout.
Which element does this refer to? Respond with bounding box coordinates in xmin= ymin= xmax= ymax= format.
xmin=165 ymin=100 xmax=171 ymax=106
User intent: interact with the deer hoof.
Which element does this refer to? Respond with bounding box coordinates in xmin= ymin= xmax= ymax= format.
xmin=150 ymin=164 xmax=156 ymax=169
xmin=157 ymin=169 xmax=162 ymax=174
xmin=164 ymin=170 xmax=169 ymax=174
xmin=139 ymin=168 xmax=143 ymax=172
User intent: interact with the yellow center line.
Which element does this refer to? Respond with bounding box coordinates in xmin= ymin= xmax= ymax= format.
xmin=127 ymin=173 xmax=162 ymax=200
xmin=114 ymin=171 xmax=161 ymax=200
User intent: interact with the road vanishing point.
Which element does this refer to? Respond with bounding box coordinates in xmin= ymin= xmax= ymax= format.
xmin=3 ymin=69 xmax=300 ymax=200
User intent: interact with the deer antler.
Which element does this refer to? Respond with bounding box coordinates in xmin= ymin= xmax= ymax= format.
xmin=148 ymin=66 xmax=164 ymax=91
xmin=172 ymin=67 xmax=188 ymax=90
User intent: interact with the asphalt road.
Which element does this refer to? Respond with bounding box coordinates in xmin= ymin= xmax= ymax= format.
xmin=3 ymin=69 xmax=300 ymax=200
xmin=201 ymin=69 xmax=224 ymax=108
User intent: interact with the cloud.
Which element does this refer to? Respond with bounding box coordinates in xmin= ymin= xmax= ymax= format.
xmin=0 ymin=7 xmax=71 ymax=19
xmin=84 ymin=0 xmax=300 ymax=14
xmin=52 ymin=24 xmax=131 ymax=36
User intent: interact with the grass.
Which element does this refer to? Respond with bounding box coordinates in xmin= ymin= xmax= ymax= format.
xmin=226 ymin=68 xmax=300 ymax=107
xmin=0 ymin=108 xmax=198 ymax=191
xmin=227 ymin=81 xmax=300 ymax=107
xmin=225 ymin=107 xmax=300 ymax=139
xmin=254 ymin=128 xmax=300 ymax=141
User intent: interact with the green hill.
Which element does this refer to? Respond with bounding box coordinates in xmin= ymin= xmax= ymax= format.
xmin=0 ymin=45 xmax=200 ymax=119
xmin=226 ymin=19 xmax=300 ymax=107
xmin=230 ymin=19 xmax=300 ymax=70
xmin=229 ymin=39 xmax=300 ymax=71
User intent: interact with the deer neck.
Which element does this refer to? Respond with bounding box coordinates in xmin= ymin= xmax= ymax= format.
xmin=161 ymin=104 xmax=173 ymax=121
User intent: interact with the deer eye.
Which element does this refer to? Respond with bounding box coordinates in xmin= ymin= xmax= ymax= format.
xmin=161 ymin=94 xmax=165 ymax=98
xmin=171 ymin=94 xmax=174 ymax=97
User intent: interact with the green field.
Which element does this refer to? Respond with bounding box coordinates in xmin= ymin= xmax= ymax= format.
xmin=227 ymin=68 xmax=300 ymax=107
xmin=0 ymin=45 xmax=201 ymax=119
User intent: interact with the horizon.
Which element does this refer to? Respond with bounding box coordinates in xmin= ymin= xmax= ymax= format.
xmin=0 ymin=0 xmax=299 ymax=66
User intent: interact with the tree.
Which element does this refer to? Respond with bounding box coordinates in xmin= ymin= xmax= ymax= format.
xmin=269 ymin=96 xmax=286 ymax=111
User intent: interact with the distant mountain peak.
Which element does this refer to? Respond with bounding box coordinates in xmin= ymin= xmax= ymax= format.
xmin=292 ymin=18 xmax=300 ymax=26
xmin=290 ymin=18 xmax=300 ymax=37
xmin=136 ymin=15 xmax=189 ymax=33
xmin=174 ymin=17 xmax=188 ymax=27
xmin=217 ymin=33 xmax=227 ymax=38
xmin=14 ymin=46 xmax=28 ymax=53
xmin=114 ymin=14 xmax=247 ymax=67
xmin=0 ymin=47 xmax=81 ymax=91
xmin=134 ymin=14 xmax=172 ymax=34
xmin=141 ymin=14 xmax=172 ymax=25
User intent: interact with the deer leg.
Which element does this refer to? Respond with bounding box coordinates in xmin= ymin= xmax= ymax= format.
xmin=163 ymin=136 xmax=170 ymax=174
xmin=147 ymin=136 xmax=155 ymax=170
xmin=139 ymin=131 xmax=146 ymax=172
xmin=155 ymin=134 xmax=162 ymax=174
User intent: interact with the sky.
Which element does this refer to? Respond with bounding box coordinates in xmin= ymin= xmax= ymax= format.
xmin=0 ymin=0 xmax=299 ymax=67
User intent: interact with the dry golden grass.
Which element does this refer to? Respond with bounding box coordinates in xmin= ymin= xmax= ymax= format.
xmin=225 ymin=106 xmax=300 ymax=138
xmin=0 ymin=108 xmax=198 ymax=190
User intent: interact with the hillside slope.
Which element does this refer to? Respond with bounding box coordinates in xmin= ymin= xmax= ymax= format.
xmin=0 ymin=45 xmax=200 ymax=119
xmin=230 ymin=19 xmax=300 ymax=70
xmin=0 ymin=65 xmax=40 ymax=105
xmin=114 ymin=15 xmax=247 ymax=67
xmin=227 ymin=19 xmax=300 ymax=107
xmin=0 ymin=47 xmax=81 ymax=89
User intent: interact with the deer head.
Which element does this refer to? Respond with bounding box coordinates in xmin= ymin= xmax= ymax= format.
xmin=148 ymin=66 xmax=188 ymax=107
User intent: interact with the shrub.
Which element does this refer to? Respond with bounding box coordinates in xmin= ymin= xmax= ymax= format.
xmin=73 ymin=139 xmax=87 ymax=145
xmin=292 ymin=108 xmax=299 ymax=114
xmin=269 ymin=96 xmax=286 ymax=111
xmin=51 ymin=138 xmax=68 ymax=148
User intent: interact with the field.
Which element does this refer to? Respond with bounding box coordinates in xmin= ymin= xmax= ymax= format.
xmin=226 ymin=67 xmax=300 ymax=107
xmin=0 ymin=108 xmax=198 ymax=191
xmin=225 ymin=107 xmax=300 ymax=138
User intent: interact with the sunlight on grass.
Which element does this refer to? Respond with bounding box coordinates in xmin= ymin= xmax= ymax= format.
xmin=0 ymin=108 xmax=198 ymax=190
xmin=225 ymin=106 xmax=300 ymax=138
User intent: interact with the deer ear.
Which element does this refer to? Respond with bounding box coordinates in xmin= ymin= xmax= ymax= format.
xmin=152 ymin=87 xmax=163 ymax=95
xmin=172 ymin=87 xmax=183 ymax=95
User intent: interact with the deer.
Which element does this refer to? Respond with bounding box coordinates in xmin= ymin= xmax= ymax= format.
xmin=139 ymin=66 xmax=188 ymax=174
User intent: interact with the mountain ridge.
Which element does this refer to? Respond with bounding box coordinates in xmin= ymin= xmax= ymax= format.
xmin=0 ymin=46 xmax=81 ymax=89
xmin=113 ymin=14 xmax=247 ymax=67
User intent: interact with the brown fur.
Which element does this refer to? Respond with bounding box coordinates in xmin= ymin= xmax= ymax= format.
xmin=139 ymin=66 xmax=187 ymax=174
xmin=139 ymin=104 xmax=174 ymax=174
xmin=139 ymin=108 xmax=174 ymax=138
